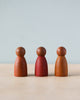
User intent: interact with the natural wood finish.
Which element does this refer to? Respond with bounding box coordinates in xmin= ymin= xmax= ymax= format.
xmin=0 ymin=64 xmax=80 ymax=100
xmin=14 ymin=47 xmax=27 ymax=77
xmin=55 ymin=47 xmax=68 ymax=76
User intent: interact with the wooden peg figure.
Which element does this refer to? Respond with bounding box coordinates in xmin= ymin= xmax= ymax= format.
xmin=55 ymin=47 xmax=68 ymax=77
xmin=14 ymin=47 xmax=27 ymax=77
xmin=35 ymin=47 xmax=48 ymax=77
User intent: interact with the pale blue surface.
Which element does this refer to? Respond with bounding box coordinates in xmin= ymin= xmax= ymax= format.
xmin=0 ymin=0 xmax=80 ymax=63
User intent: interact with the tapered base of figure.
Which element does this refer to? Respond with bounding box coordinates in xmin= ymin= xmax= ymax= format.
xmin=55 ymin=56 xmax=68 ymax=77
xmin=14 ymin=56 xmax=27 ymax=77
xmin=35 ymin=56 xmax=48 ymax=77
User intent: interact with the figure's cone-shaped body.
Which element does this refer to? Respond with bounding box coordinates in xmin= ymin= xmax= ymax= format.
xmin=55 ymin=47 xmax=68 ymax=77
xmin=35 ymin=47 xmax=48 ymax=77
xmin=14 ymin=47 xmax=27 ymax=77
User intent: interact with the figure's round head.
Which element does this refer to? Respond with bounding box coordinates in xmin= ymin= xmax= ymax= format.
xmin=16 ymin=47 xmax=25 ymax=57
xmin=36 ymin=47 xmax=46 ymax=56
xmin=57 ymin=47 xmax=66 ymax=56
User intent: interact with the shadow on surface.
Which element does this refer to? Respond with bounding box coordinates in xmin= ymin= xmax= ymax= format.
xmin=48 ymin=74 xmax=54 ymax=76
xmin=69 ymin=73 xmax=80 ymax=77
xmin=28 ymin=74 xmax=54 ymax=77
xmin=28 ymin=74 xmax=34 ymax=77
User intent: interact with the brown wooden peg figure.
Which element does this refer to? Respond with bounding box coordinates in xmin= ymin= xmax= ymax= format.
xmin=35 ymin=47 xmax=48 ymax=77
xmin=55 ymin=47 xmax=68 ymax=77
xmin=14 ymin=47 xmax=27 ymax=77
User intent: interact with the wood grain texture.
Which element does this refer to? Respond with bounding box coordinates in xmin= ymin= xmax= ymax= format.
xmin=0 ymin=64 xmax=80 ymax=100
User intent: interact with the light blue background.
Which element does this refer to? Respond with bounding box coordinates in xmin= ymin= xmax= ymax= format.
xmin=0 ymin=0 xmax=80 ymax=64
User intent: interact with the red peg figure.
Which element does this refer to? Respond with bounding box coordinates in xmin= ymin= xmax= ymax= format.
xmin=35 ymin=47 xmax=48 ymax=77
xmin=55 ymin=47 xmax=68 ymax=77
xmin=14 ymin=47 xmax=27 ymax=77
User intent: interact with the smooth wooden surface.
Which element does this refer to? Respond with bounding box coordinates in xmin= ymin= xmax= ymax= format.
xmin=0 ymin=64 xmax=80 ymax=100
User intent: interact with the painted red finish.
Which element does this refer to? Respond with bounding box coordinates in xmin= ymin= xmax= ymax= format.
xmin=35 ymin=47 xmax=48 ymax=77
